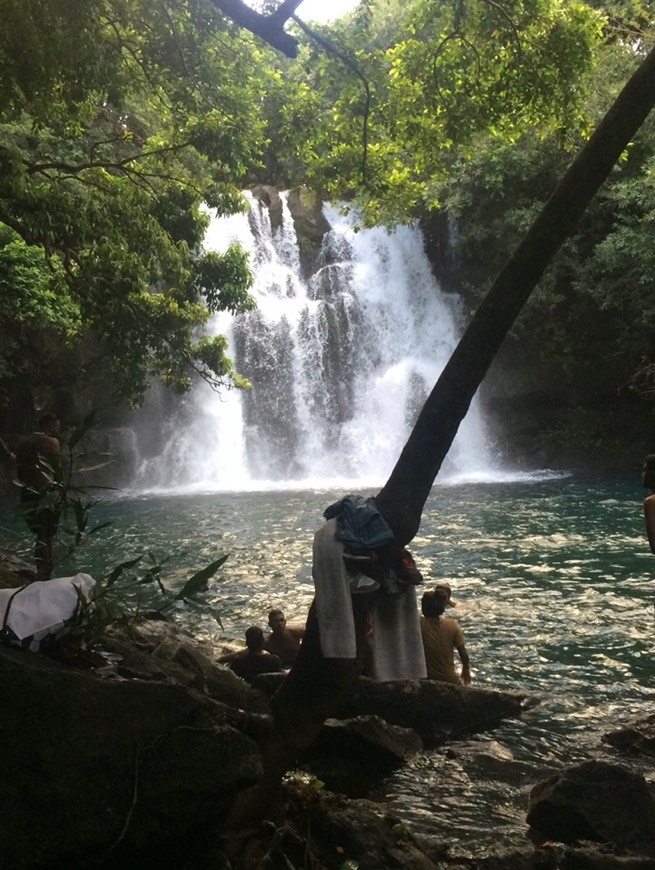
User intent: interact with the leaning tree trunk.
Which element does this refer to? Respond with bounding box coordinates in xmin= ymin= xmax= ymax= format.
xmin=238 ymin=44 xmax=655 ymax=823
xmin=375 ymin=45 xmax=655 ymax=547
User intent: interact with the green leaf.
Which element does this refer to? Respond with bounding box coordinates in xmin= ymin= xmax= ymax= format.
xmin=68 ymin=409 xmax=100 ymax=449
xmin=103 ymin=555 xmax=144 ymax=588
xmin=174 ymin=554 xmax=230 ymax=601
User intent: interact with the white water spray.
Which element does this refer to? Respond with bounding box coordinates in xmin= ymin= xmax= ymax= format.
xmin=134 ymin=194 xmax=494 ymax=492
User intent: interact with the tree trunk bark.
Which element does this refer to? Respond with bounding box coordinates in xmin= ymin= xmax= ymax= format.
xmin=375 ymin=46 xmax=655 ymax=547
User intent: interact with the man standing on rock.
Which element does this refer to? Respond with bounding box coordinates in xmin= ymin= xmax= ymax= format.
xmin=419 ymin=584 xmax=471 ymax=685
xmin=15 ymin=413 xmax=63 ymax=581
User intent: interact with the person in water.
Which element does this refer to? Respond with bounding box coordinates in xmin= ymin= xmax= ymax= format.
xmin=264 ymin=609 xmax=305 ymax=668
xmin=419 ymin=584 xmax=471 ymax=685
xmin=642 ymin=454 xmax=655 ymax=555
xmin=222 ymin=626 xmax=283 ymax=685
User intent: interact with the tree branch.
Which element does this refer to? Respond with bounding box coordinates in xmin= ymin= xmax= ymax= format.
xmin=205 ymin=0 xmax=304 ymax=57
xmin=23 ymin=142 xmax=189 ymax=176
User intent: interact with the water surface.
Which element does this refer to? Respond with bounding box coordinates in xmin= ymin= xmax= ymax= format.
xmin=1 ymin=470 xmax=653 ymax=854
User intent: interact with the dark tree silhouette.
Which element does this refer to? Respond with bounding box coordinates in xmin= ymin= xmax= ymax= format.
xmin=206 ymin=0 xmax=303 ymax=56
xmin=375 ymin=46 xmax=655 ymax=543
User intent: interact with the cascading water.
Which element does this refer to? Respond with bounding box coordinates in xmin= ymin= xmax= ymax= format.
xmin=135 ymin=193 xmax=493 ymax=492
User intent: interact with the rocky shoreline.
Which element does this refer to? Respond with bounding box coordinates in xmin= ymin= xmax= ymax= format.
xmin=2 ymin=550 xmax=655 ymax=869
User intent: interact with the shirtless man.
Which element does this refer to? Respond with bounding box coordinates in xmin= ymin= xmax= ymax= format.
xmin=0 ymin=387 xmax=15 ymax=466
xmin=224 ymin=626 xmax=283 ymax=686
xmin=642 ymin=454 xmax=655 ymax=555
xmin=15 ymin=413 xmax=63 ymax=581
xmin=419 ymin=584 xmax=471 ymax=685
xmin=264 ymin=609 xmax=305 ymax=668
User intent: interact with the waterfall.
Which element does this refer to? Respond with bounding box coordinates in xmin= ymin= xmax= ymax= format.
xmin=134 ymin=193 xmax=493 ymax=492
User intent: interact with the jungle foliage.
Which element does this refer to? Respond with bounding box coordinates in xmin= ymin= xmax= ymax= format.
xmin=3 ymin=0 xmax=655 ymax=420
xmin=249 ymin=0 xmax=655 ymax=426
xmin=0 ymin=0 xmax=264 ymax=404
xmin=422 ymin=39 xmax=655 ymax=407
xmin=262 ymin=0 xmax=604 ymax=223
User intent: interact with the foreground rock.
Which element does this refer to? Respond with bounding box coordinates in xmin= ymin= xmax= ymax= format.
xmin=350 ymin=675 xmax=531 ymax=747
xmin=527 ymin=760 xmax=655 ymax=859
xmin=0 ymin=643 xmax=262 ymax=868
xmin=302 ymin=714 xmax=423 ymax=796
xmin=257 ymin=670 xmax=531 ymax=749
xmin=0 ymin=548 xmax=35 ymax=588
xmin=101 ymin=616 xmax=272 ymax=714
xmin=603 ymin=714 xmax=655 ymax=759
xmin=0 ymin=607 xmax=540 ymax=868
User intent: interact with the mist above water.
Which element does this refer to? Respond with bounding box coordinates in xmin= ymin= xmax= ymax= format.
xmin=133 ymin=193 xmax=497 ymax=493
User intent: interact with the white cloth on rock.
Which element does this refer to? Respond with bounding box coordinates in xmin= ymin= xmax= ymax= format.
xmin=0 ymin=573 xmax=95 ymax=651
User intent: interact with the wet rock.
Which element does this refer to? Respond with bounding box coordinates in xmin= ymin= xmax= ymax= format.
xmin=603 ymin=714 xmax=655 ymax=759
xmin=302 ymin=714 xmax=423 ymax=796
xmin=0 ymin=643 xmax=262 ymax=868
xmin=527 ymin=760 xmax=655 ymax=858
xmin=351 ymin=676 xmax=530 ymax=747
xmin=0 ymin=546 xmax=35 ymax=588
xmin=223 ymin=782 xmax=441 ymax=870
xmin=287 ymin=185 xmax=331 ymax=276
xmin=251 ymin=183 xmax=283 ymax=231
xmin=102 ymin=616 xmax=271 ymax=714
xmin=255 ymin=672 xmax=529 ymax=750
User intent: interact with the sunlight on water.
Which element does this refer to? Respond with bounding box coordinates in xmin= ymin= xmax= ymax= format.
xmin=1 ymin=469 xmax=654 ymax=855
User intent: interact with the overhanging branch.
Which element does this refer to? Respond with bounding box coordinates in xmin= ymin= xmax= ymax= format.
xmin=205 ymin=0 xmax=304 ymax=57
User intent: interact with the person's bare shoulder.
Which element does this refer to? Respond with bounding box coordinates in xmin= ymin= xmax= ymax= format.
xmin=33 ymin=433 xmax=60 ymax=454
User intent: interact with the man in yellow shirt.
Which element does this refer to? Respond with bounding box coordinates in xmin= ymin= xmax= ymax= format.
xmin=419 ymin=584 xmax=471 ymax=685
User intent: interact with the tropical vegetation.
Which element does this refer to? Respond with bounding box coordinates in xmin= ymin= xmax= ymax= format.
xmin=1 ymin=0 xmax=655 ymax=453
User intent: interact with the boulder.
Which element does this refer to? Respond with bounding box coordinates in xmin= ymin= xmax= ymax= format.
xmin=256 ymin=673 xmax=530 ymax=748
xmin=603 ymin=714 xmax=655 ymax=759
xmin=302 ymin=714 xmax=423 ymax=796
xmin=287 ymin=185 xmax=331 ymax=276
xmin=526 ymin=760 xmax=655 ymax=858
xmin=101 ymin=616 xmax=271 ymax=714
xmin=350 ymin=676 xmax=530 ymax=747
xmin=251 ymin=184 xmax=283 ymax=231
xmin=0 ymin=546 xmax=35 ymax=588
xmin=220 ymin=781 xmax=440 ymax=870
xmin=0 ymin=643 xmax=263 ymax=868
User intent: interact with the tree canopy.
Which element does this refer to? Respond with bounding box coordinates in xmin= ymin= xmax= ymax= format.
xmin=0 ymin=0 xmax=267 ymax=404
xmin=261 ymin=0 xmax=605 ymax=223
xmin=2 ymin=0 xmax=652 ymax=414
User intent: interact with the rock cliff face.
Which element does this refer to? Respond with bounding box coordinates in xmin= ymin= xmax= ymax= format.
xmin=417 ymin=208 xmax=653 ymax=471
xmin=251 ymin=183 xmax=331 ymax=278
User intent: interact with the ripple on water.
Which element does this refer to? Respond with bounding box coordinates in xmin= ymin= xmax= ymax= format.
xmin=0 ymin=471 xmax=653 ymax=851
